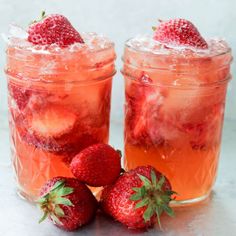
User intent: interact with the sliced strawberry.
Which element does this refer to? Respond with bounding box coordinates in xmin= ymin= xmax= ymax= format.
xmin=153 ymin=19 xmax=208 ymax=49
xmin=16 ymin=105 xmax=78 ymax=154
xmin=179 ymin=103 xmax=224 ymax=150
xmin=182 ymin=122 xmax=207 ymax=149
xmin=28 ymin=12 xmax=84 ymax=47
xmin=8 ymin=83 xmax=32 ymax=110
xmin=15 ymin=105 xmax=107 ymax=158
xmin=125 ymin=74 xmax=164 ymax=146
xmin=30 ymin=105 xmax=77 ymax=138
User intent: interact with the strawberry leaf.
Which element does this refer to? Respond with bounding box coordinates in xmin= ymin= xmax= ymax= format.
xmin=130 ymin=193 xmax=142 ymax=201
xmin=135 ymin=197 xmax=149 ymax=209
xmin=132 ymin=187 xmax=140 ymax=193
xmin=156 ymin=176 xmax=165 ymax=189
xmin=160 ymin=194 xmax=171 ymax=203
xmin=51 ymin=180 xmax=65 ymax=192
xmin=54 ymin=206 xmax=65 ymax=217
xmin=38 ymin=212 xmax=48 ymax=224
xmin=51 ymin=214 xmax=63 ymax=225
xmin=37 ymin=196 xmax=48 ymax=204
xmin=57 ymin=187 xmax=74 ymax=197
xmin=54 ymin=197 xmax=74 ymax=206
xmin=132 ymin=186 xmax=146 ymax=198
xmin=151 ymin=170 xmax=157 ymax=187
xmin=162 ymin=205 xmax=174 ymax=217
xmin=138 ymin=174 xmax=152 ymax=187
xmin=140 ymin=186 xmax=146 ymax=197
xmin=143 ymin=204 xmax=154 ymax=223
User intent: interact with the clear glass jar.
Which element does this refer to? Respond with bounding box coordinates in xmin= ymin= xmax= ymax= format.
xmin=5 ymin=33 xmax=116 ymax=201
xmin=122 ymin=37 xmax=232 ymax=205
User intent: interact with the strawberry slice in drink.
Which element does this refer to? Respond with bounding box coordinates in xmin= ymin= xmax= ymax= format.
xmin=8 ymin=83 xmax=32 ymax=110
xmin=125 ymin=74 xmax=165 ymax=146
xmin=30 ymin=105 xmax=77 ymax=139
xmin=16 ymin=104 xmax=104 ymax=161
xmin=182 ymin=103 xmax=224 ymax=150
xmin=16 ymin=105 xmax=78 ymax=153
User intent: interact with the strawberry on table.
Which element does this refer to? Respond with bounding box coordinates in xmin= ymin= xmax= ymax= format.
xmin=100 ymin=166 xmax=175 ymax=230
xmin=70 ymin=143 xmax=122 ymax=187
xmin=153 ymin=18 xmax=208 ymax=49
xmin=28 ymin=11 xmax=84 ymax=47
xmin=38 ymin=177 xmax=97 ymax=231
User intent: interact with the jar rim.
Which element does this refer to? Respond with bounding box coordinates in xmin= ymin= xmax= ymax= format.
xmin=6 ymin=69 xmax=116 ymax=85
xmin=121 ymin=70 xmax=231 ymax=89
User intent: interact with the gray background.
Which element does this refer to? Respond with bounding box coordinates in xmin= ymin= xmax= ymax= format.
xmin=0 ymin=1 xmax=236 ymax=235
xmin=0 ymin=0 xmax=235 ymax=122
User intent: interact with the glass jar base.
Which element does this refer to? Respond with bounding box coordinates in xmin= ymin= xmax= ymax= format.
xmin=170 ymin=192 xmax=211 ymax=207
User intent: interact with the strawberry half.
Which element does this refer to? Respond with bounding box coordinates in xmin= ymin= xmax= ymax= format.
xmin=28 ymin=11 xmax=84 ymax=47
xmin=153 ymin=19 xmax=208 ymax=49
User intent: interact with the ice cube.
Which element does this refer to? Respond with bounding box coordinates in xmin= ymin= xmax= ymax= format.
xmin=8 ymin=24 xmax=28 ymax=39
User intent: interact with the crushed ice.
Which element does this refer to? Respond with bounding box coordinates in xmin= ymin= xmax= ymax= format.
xmin=126 ymin=35 xmax=230 ymax=57
xmin=4 ymin=25 xmax=113 ymax=54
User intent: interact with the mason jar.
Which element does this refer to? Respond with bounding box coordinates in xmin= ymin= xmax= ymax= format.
xmin=5 ymin=32 xmax=116 ymax=201
xmin=122 ymin=36 xmax=232 ymax=205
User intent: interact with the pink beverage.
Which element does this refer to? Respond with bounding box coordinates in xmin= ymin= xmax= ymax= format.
xmin=122 ymin=21 xmax=232 ymax=205
xmin=5 ymin=23 xmax=116 ymax=201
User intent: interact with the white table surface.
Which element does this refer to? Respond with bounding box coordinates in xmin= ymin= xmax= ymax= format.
xmin=0 ymin=117 xmax=236 ymax=236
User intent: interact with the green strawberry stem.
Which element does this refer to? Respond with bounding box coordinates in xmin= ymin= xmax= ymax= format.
xmin=37 ymin=180 xmax=74 ymax=224
xmin=130 ymin=170 xmax=176 ymax=230
xmin=41 ymin=11 xmax=46 ymax=19
xmin=30 ymin=10 xmax=47 ymax=25
xmin=152 ymin=26 xmax=157 ymax=31
xmin=152 ymin=19 xmax=163 ymax=31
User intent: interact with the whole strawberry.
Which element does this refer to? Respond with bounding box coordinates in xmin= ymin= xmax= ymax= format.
xmin=28 ymin=11 xmax=84 ymax=47
xmin=100 ymin=166 xmax=175 ymax=230
xmin=153 ymin=18 xmax=208 ymax=49
xmin=38 ymin=177 xmax=97 ymax=231
xmin=70 ymin=143 xmax=121 ymax=187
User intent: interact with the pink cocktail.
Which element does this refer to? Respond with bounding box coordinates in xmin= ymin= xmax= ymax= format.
xmin=5 ymin=27 xmax=116 ymax=201
xmin=122 ymin=34 xmax=232 ymax=204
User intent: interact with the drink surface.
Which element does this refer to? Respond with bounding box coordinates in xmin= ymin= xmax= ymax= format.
xmin=6 ymin=26 xmax=116 ymax=201
xmin=123 ymin=35 xmax=231 ymax=202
